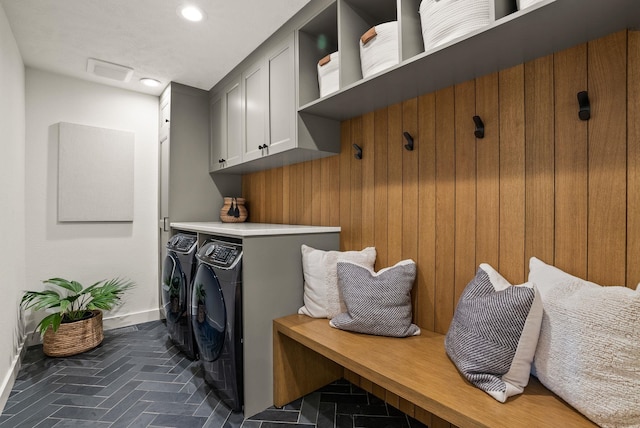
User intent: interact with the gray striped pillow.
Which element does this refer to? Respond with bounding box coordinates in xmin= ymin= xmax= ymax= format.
xmin=329 ymin=260 xmax=420 ymax=337
xmin=445 ymin=263 xmax=543 ymax=402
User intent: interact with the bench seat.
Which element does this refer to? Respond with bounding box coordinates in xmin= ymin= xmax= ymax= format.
xmin=273 ymin=314 xmax=596 ymax=428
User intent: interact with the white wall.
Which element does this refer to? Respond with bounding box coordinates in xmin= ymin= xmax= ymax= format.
xmin=0 ymin=3 xmax=26 ymax=411
xmin=24 ymin=69 xmax=161 ymax=335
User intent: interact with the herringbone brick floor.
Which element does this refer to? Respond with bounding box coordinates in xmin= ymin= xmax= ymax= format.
xmin=0 ymin=321 xmax=427 ymax=428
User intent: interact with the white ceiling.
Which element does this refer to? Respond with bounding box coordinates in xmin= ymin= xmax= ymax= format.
xmin=0 ymin=0 xmax=310 ymax=95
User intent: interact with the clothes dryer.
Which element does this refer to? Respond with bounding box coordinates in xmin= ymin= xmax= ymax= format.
xmin=191 ymin=238 xmax=243 ymax=412
xmin=161 ymin=233 xmax=198 ymax=359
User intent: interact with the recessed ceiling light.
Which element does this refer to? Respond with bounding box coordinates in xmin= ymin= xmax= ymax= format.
xmin=140 ymin=78 xmax=161 ymax=87
xmin=178 ymin=5 xmax=205 ymax=22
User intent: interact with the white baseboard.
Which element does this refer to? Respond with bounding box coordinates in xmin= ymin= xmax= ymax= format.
xmin=0 ymin=339 xmax=27 ymax=414
xmin=103 ymin=308 xmax=161 ymax=331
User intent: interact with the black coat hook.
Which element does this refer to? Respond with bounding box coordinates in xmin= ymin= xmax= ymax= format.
xmin=577 ymin=91 xmax=590 ymax=121
xmin=352 ymin=144 xmax=362 ymax=160
xmin=473 ymin=116 xmax=484 ymax=139
xmin=403 ymin=132 xmax=414 ymax=151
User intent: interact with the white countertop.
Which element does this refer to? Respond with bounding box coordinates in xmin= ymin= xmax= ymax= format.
xmin=171 ymin=221 xmax=340 ymax=237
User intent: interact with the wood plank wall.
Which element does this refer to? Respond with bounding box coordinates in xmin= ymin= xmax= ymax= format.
xmin=243 ymin=30 xmax=639 ymax=427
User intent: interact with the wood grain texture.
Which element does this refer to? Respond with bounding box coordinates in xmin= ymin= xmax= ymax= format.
xmin=374 ymin=107 xmax=389 ymax=270
xmin=587 ymin=31 xmax=627 ymax=286
xmin=474 ymin=72 xmax=500 ymax=269
xmin=553 ymin=43 xmax=588 ymax=277
xmin=417 ymin=93 xmax=436 ymax=331
xmin=388 ymin=103 xmax=404 ymax=264
xmin=498 ymin=64 xmax=526 ymax=284
xmin=628 ymin=31 xmax=640 ymax=290
xmin=274 ymin=314 xmax=596 ymax=428
xmin=241 ymin=30 xmax=640 ymax=333
xmin=453 ymin=80 xmax=477 ymax=304
xmin=525 ymin=55 xmax=555 ymax=266
xmin=434 ymin=87 xmax=456 ymax=334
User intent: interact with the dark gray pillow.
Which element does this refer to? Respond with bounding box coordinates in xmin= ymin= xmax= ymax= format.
xmin=329 ymin=260 xmax=420 ymax=337
xmin=445 ymin=263 xmax=543 ymax=403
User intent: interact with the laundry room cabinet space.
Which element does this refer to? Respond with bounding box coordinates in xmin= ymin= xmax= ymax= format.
xmin=208 ymin=16 xmax=341 ymax=174
xmin=169 ymin=222 xmax=340 ymax=418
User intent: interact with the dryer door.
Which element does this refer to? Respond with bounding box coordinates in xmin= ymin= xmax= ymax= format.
xmin=191 ymin=264 xmax=226 ymax=362
xmin=161 ymin=253 xmax=187 ymax=325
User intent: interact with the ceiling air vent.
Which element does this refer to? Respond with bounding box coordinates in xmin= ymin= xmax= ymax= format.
xmin=87 ymin=58 xmax=134 ymax=82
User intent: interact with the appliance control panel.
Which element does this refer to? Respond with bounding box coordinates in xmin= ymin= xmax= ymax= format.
xmin=167 ymin=233 xmax=197 ymax=253
xmin=198 ymin=240 xmax=242 ymax=269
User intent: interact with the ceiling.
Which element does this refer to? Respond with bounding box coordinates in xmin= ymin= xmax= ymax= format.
xmin=0 ymin=0 xmax=310 ymax=96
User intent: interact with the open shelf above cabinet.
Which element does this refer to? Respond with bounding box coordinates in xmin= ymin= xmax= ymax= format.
xmin=299 ymin=0 xmax=640 ymax=121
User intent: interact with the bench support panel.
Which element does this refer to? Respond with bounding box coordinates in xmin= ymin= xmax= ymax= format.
xmin=273 ymin=322 xmax=343 ymax=407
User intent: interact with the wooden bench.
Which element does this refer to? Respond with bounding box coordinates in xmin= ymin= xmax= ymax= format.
xmin=273 ymin=314 xmax=596 ymax=428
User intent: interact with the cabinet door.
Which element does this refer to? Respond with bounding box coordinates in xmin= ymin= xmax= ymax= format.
xmin=209 ymin=93 xmax=225 ymax=172
xmin=224 ymin=76 xmax=243 ymax=167
xmin=268 ymin=34 xmax=296 ymax=154
xmin=242 ymin=59 xmax=269 ymax=162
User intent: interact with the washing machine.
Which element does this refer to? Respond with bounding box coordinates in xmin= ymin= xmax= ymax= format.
xmin=191 ymin=237 xmax=243 ymax=412
xmin=161 ymin=232 xmax=198 ymax=360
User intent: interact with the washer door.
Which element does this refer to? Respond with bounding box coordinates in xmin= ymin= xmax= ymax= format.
xmin=161 ymin=253 xmax=187 ymax=324
xmin=191 ymin=264 xmax=226 ymax=362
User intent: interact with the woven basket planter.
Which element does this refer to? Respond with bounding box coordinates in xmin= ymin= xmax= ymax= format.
xmin=43 ymin=310 xmax=104 ymax=357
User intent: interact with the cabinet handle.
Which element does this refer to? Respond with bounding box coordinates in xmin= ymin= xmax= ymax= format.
xmin=219 ymin=158 xmax=225 ymax=163
xmin=258 ymin=145 xmax=264 ymax=150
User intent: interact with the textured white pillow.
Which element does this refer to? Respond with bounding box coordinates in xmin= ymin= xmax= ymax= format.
xmin=529 ymin=257 xmax=640 ymax=428
xmin=329 ymin=260 xmax=420 ymax=337
xmin=445 ymin=263 xmax=543 ymax=403
xmin=298 ymin=245 xmax=376 ymax=319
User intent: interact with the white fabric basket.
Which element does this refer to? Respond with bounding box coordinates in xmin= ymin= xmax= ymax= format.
xmin=317 ymin=51 xmax=340 ymax=98
xmin=359 ymin=21 xmax=400 ymax=79
xmin=420 ymin=0 xmax=493 ymax=52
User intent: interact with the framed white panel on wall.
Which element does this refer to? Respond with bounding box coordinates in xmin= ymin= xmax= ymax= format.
xmin=57 ymin=122 xmax=135 ymax=222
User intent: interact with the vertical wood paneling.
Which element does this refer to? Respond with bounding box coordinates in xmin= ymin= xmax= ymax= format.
xmin=240 ymin=31 xmax=640 ymax=337
xmin=402 ymin=99 xmax=419 ymax=264
xmin=302 ymin=161 xmax=313 ymax=225
xmin=588 ymin=31 xmax=627 ymax=285
xmin=351 ymin=117 xmax=363 ymax=249
xmin=388 ymin=103 xmax=404 ymax=264
xmin=282 ymin=165 xmax=291 ymax=224
xmin=628 ymin=31 xmax=640 ymax=290
xmin=453 ymin=80 xmax=477 ymax=303
xmin=434 ymin=87 xmax=456 ymax=334
xmin=554 ymin=43 xmax=588 ymax=276
xmin=374 ymin=107 xmax=389 ymax=270
xmin=525 ymin=55 xmax=555 ymax=266
xmin=362 ymin=111 xmax=376 ymax=248
xmin=402 ymin=99 xmax=419 ymax=316
xmin=475 ymin=72 xmax=500 ymax=268
xmin=340 ymin=121 xmax=352 ymax=250
xmin=311 ymin=160 xmax=322 ymax=225
xmin=498 ymin=65 xmax=526 ymax=284
xmin=417 ymin=93 xmax=436 ymax=331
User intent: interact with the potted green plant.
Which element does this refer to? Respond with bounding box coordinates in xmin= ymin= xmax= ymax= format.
xmin=21 ymin=277 xmax=135 ymax=357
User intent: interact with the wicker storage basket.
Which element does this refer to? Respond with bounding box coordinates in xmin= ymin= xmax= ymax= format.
xmin=220 ymin=197 xmax=248 ymax=223
xmin=43 ymin=310 xmax=104 ymax=357
xmin=359 ymin=21 xmax=399 ymax=79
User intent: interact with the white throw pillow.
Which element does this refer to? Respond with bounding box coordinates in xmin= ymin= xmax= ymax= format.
xmin=445 ymin=263 xmax=543 ymax=403
xmin=329 ymin=260 xmax=420 ymax=337
xmin=298 ymin=245 xmax=376 ymax=319
xmin=528 ymin=257 xmax=640 ymax=428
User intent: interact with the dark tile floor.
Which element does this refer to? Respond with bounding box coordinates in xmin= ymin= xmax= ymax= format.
xmin=1 ymin=320 xmax=428 ymax=428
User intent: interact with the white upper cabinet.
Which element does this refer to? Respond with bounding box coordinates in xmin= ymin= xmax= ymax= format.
xmin=267 ymin=34 xmax=296 ymax=155
xmin=242 ymin=58 xmax=269 ymax=163
xmin=209 ymin=76 xmax=243 ymax=172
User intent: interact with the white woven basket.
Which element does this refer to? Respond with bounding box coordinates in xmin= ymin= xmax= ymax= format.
xmin=359 ymin=21 xmax=399 ymax=79
xmin=317 ymin=51 xmax=340 ymax=98
xmin=420 ymin=0 xmax=493 ymax=52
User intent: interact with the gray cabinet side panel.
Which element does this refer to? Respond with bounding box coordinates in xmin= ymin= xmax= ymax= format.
xmin=169 ymin=83 xmax=235 ymax=221
xmin=241 ymin=232 xmax=339 ymax=418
